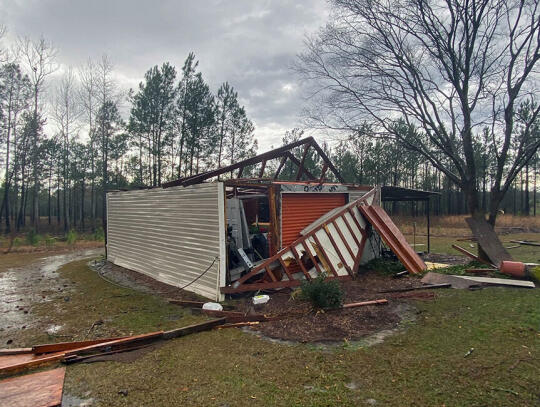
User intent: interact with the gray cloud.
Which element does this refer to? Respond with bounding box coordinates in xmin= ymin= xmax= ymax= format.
xmin=0 ymin=0 xmax=329 ymax=149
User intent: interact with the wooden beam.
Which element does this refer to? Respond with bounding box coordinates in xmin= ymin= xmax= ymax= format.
xmin=259 ymin=159 xmax=267 ymax=178
xmin=268 ymin=185 xmax=280 ymax=255
xmin=296 ymin=142 xmax=311 ymax=180
xmin=274 ymin=155 xmax=288 ymax=180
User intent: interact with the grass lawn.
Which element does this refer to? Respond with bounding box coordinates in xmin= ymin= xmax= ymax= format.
xmin=405 ymin=232 xmax=540 ymax=264
xmin=7 ymin=256 xmax=537 ymax=406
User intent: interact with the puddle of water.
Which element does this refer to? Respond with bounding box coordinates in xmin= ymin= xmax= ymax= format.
xmin=0 ymin=249 xmax=104 ymax=333
xmin=46 ymin=324 xmax=63 ymax=335
xmin=62 ymin=393 xmax=94 ymax=407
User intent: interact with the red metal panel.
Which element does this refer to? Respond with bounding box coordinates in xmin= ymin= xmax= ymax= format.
xmin=281 ymin=193 xmax=347 ymax=247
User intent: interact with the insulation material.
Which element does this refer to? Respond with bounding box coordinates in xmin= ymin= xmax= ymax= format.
xmin=107 ymin=182 xmax=226 ymax=301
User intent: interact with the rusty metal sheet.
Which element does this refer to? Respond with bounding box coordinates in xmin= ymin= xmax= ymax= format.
xmin=0 ymin=367 xmax=65 ymax=407
xmin=359 ymin=205 xmax=426 ymax=274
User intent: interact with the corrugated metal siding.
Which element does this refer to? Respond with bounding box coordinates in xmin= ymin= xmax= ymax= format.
xmin=106 ymin=183 xmax=224 ymax=301
xmin=281 ymin=193 xmax=347 ymax=247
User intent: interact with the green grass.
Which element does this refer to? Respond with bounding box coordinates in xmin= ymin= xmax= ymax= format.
xmin=62 ymin=282 xmax=540 ymax=406
xmin=4 ymin=233 xmax=540 ymax=406
xmin=406 ymin=232 xmax=540 ymax=263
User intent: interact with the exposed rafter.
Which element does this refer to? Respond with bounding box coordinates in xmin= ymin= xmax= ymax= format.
xmin=162 ymin=137 xmax=345 ymax=188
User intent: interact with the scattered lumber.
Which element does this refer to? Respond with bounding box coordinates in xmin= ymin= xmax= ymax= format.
xmin=63 ymin=331 xmax=164 ymax=358
xmin=451 ymin=244 xmax=494 ymax=266
xmin=33 ymin=336 xmax=127 ymax=354
xmin=379 ymin=283 xmax=451 ymax=293
xmin=342 ymin=299 xmax=388 ymax=308
xmin=0 ymin=367 xmax=65 ymax=407
xmin=196 ymin=309 xmax=273 ymax=323
xmin=0 ymin=352 xmax=65 ymax=376
xmin=393 ymin=270 xmax=409 ymax=278
xmin=510 ymin=240 xmax=540 ymax=247
xmin=421 ymin=272 xmax=485 ymax=289
xmin=465 ymin=217 xmax=512 ymax=265
xmin=63 ymin=344 xmax=151 ymax=365
xmin=162 ymin=318 xmax=225 ymax=339
xmin=0 ymin=348 xmax=32 ymax=356
xmin=0 ymin=318 xmax=230 ymax=378
xmin=457 ymin=276 xmax=535 ymax=289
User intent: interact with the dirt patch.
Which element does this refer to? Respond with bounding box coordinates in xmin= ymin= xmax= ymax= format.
xmin=99 ymin=261 xmax=435 ymax=344
xmin=234 ymin=271 xmax=430 ymax=343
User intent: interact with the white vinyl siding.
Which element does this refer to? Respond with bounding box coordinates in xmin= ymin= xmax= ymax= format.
xmin=106 ymin=182 xmax=225 ymax=301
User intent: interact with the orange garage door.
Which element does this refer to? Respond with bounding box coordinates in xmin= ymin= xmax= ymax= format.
xmin=281 ymin=193 xmax=347 ymax=248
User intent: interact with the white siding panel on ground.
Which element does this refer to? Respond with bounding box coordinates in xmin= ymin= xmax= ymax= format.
xmin=107 ymin=182 xmax=225 ymax=301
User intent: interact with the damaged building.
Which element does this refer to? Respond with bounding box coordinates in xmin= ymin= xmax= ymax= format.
xmin=106 ymin=137 xmax=427 ymax=301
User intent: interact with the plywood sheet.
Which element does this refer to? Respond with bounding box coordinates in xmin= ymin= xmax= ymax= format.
xmin=465 ymin=217 xmax=512 ymax=266
xmin=0 ymin=367 xmax=65 ymax=407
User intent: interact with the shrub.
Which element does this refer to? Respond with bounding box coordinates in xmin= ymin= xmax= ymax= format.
xmin=44 ymin=234 xmax=56 ymax=247
xmin=299 ymin=273 xmax=344 ymax=310
xmin=26 ymin=229 xmax=42 ymax=246
xmin=93 ymin=227 xmax=105 ymax=242
xmin=66 ymin=229 xmax=77 ymax=245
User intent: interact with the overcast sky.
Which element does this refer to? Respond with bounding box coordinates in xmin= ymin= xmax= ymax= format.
xmin=0 ymin=0 xmax=330 ymax=151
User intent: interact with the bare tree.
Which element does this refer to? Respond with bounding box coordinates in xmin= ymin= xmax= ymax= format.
xmin=18 ymin=36 xmax=57 ymax=230
xmin=52 ymin=68 xmax=81 ymax=232
xmin=298 ymin=0 xmax=540 ymax=226
xmin=79 ymin=59 xmax=98 ymax=231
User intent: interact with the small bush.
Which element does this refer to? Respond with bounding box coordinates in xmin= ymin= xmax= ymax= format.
xmin=363 ymin=258 xmax=404 ymax=275
xmin=93 ymin=227 xmax=105 ymax=242
xmin=26 ymin=229 xmax=42 ymax=246
xmin=13 ymin=237 xmax=23 ymax=247
xmin=44 ymin=234 xmax=56 ymax=247
xmin=299 ymin=273 xmax=343 ymax=310
xmin=66 ymin=229 xmax=77 ymax=245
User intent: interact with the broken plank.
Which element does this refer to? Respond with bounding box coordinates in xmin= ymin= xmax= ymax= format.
xmin=457 ymin=276 xmax=535 ymax=289
xmin=0 ymin=352 xmax=65 ymax=376
xmin=0 ymin=348 xmax=33 ymax=356
xmin=421 ymin=272 xmax=486 ymax=289
xmin=342 ymin=299 xmax=388 ymax=308
xmin=451 ymin=244 xmax=494 ymax=266
xmin=63 ymin=344 xmax=151 ymax=365
xmin=0 ymin=367 xmax=65 ymax=407
xmin=162 ymin=318 xmax=226 ymax=340
xmin=510 ymin=240 xmax=540 ymax=247
xmin=379 ymin=283 xmax=451 ymax=293
xmin=198 ymin=309 xmax=271 ymax=323
xmin=33 ymin=336 xmax=128 ymax=354
xmin=63 ymin=331 xmax=163 ymax=358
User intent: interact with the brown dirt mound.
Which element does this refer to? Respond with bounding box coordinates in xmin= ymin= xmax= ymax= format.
xmin=240 ymin=272 xmax=431 ymax=343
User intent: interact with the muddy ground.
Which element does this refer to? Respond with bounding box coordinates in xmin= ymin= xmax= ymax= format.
xmin=0 ymin=248 xmax=104 ymax=345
